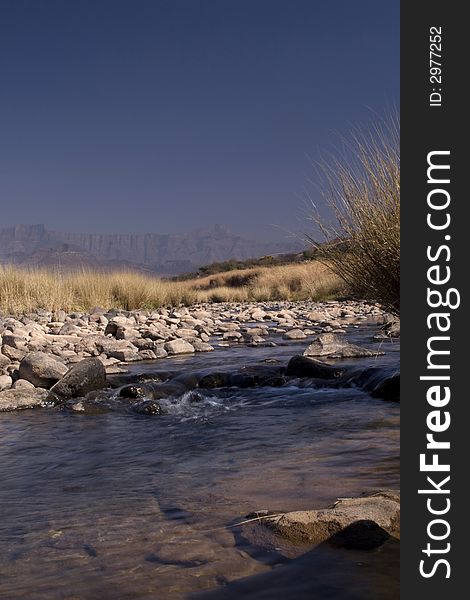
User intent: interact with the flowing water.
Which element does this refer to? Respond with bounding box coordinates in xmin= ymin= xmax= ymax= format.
xmin=0 ymin=323 xmax=399 ymax=599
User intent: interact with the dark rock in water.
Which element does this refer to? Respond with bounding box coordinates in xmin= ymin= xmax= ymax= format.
xmin=18 ymin=352 xmax=68 ymax=388
xmin=119 ymin=384 xmax=146 ymax=399
xmin=303 ymin=333 xmax=379 ymax=359
xmin=131 ymin=399 xmax=163 ymax=415
xmin=261 ymin=375 xmax=287 ymax=387
xmin=48 ymin=358 xmax=107 ymax=401
xmin=186 ymin=390 xmax=204 ymax=403
xmin=172 ymin=372 xmax=200 ymax=389
xmin=346 ymin=366 xmax=400 ymax=402
xmin=371 ymin=374 xmax=400 ymax=402
xmin=136 ymin=371 xmax=176 ymax=384
xmin=198 ymin=372 xmax=231 ymax=389
xmin=128 ymin=380 xmax=187 ymax=400
xmin=109 ymin=370 xmax=175 ymax=388
xmin=286 ymin=355 xmax=344 ymax=379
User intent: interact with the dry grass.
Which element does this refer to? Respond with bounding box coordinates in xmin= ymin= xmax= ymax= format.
xmin=309 ymin=115 xmax=400 ymax=314
xmin=0 ymin=261 xmax=342 ymax=315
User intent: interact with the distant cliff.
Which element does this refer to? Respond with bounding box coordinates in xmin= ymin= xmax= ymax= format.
xmin=0 ymin=224 xmax=302 ymax=274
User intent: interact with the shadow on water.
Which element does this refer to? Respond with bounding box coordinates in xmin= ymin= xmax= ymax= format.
xmin=193 ymin=535 xmax=399 ymax=600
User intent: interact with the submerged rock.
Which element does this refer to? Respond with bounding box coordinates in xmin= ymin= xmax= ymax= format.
xmin=347 ymin=367 xmax=400 ymax=402
xmin=119 ymin=384 xmax=146 ymax=399
xmin=286 ymin=355 xmax=344 ymax=379
xmin=131 ymin=399 xmax=163 ymax=415
xmin=69 ymin=399 xmax=112 ymax=415
xmin=371 ymin=374 xmax=400 ymax=402
xmin=48 ymin=358 xmax=107 ymax=401
xmin=198 ymin=372 xmax=231 ymax=389
xmin=120 ymin=380 xmax=187 ymax=400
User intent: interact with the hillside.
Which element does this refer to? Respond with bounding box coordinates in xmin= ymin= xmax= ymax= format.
xmin=0 ymin=224 xmax=303 ymax=275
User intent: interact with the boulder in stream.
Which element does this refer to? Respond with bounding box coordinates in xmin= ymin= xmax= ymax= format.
xmin=48 ymin=358 xmax=107 ymax=401
xmin=286 ymin=355 xmax=344 ymax=379
xmin=303 ymin=333 xmax=379 ymax=359
xmin=262 ymin=491 xmax=400 ymax=548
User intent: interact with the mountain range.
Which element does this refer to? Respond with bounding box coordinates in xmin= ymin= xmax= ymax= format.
xmin=0 ymin=224 xmax=303 ymax=275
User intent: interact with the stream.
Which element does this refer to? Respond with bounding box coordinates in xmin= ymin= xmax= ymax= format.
xmin=0 ymin=322 xmax=399 ymax=599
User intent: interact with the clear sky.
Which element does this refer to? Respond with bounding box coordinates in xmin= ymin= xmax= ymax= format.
xmin=0 ymin=0 xmax=399 ymax=240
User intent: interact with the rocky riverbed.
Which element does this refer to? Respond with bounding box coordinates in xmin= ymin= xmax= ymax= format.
xmin=0 ymin=300 xmax=399 ymax=411
xmin=0 ymin=301 xmax=400 ymax=598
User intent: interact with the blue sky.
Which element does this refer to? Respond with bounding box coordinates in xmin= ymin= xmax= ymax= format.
xmin=0 ymin=0 xmax=399 ymax=240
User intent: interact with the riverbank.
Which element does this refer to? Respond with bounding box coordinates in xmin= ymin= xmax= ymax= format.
xmin=0 ymin=300 xmax=397 ymax=408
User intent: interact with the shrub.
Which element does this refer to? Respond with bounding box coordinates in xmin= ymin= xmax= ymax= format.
xmin=309 ymin=115 xmax=400 ymax=314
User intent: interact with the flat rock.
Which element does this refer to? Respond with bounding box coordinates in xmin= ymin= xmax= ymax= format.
xmin=303 ymin=333 xmax=378 ymax=359
xmin=192 ymin=340 xmax=214 ymax=352
xmin=0 ymin=387 xmax=49 ymax=411
xmin=263 ymin=491 xmax=400 ymax=547
xmin=283 ymin=329 xmax=307 ymax=340
xmin=164 ymin=339 xmax=195 ymax=355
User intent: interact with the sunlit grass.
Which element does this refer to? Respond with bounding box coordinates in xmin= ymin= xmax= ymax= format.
xmin=0 ymin=261 xmax=343 ymax=315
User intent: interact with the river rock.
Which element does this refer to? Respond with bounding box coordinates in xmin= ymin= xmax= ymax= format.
xmin=198 ymin=372 xmax=230 ymax=388
xmin=0 ymin=374 xmax=12 ymax=391
xmin=2 ymin=333 xmax=28 ymax=349
xmin=138 ymin=349 xmax=157 ymax=360
xmin=192 ymin=340 xmax=214 ymax=352
xmin=0 ymin=353 xmax=11 ymax=370
xmin=164 ymin=339 xmax=195 ymax=355
xmin=286 ymin=355 xmax=344 ymax=379
xmin=263 ymin=491 xmax=400 ymax=547
xmin=58 ymin=322 xmax=82 ymax=335
xmin=371 ymin=374 xmax=400 ymax=402
xmin=131 ymin=399 xmax=163 ymax=415
xmin=12 ymin=378 xmax=36 ymax=390
xmin=98 ymin=339 xmax=141 ymax=362
xmin=283 ymin=329 xmax=307 ymax=340
xmin=0 ymin=387 xmax=49 ymax=411
xmin=48 ymin=358 xmax=107 ymax=400
xmin=303 ymin=333 xmax=377 ymax=359
xmin=2 ymin=344 xmax=27 ymax=361
xmin=18 ymin=352 xmax=68 ymax=388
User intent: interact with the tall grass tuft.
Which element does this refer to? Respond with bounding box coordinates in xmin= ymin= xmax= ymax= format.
xmin=309 ymin=115 xmax=400 ymax=314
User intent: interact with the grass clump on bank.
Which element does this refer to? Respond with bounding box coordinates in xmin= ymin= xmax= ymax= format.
xmin=310 ymin=116 xmax=400 ymax=314
xmin=0 ymin=261 xmax=342 ymax=315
